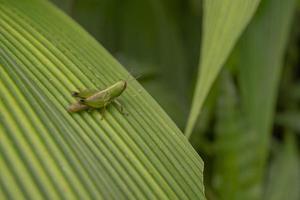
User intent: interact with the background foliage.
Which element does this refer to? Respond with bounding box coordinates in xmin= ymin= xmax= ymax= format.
xmin=1 ymin=0 xmax=299 ymax=199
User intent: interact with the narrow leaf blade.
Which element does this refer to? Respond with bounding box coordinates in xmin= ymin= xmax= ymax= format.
xmin=185 ymin=0 xmax=261 ymax=137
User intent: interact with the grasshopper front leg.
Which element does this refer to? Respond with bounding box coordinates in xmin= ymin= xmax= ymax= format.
xmin=113 ymin=100 xmax=129 ymax=116
xmin=99 ymin=107 xmax=106 ymax=120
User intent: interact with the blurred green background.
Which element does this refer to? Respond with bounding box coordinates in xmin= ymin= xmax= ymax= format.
xmin=50 ymin=0 xmax=300 ymax=199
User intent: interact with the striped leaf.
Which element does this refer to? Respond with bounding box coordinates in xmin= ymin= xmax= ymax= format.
xmin=0 ymin=0 xmax=205 ymax=199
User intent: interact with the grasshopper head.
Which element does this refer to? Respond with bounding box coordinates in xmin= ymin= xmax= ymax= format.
xmin=109 ymin=80 xmax=127 ymax=98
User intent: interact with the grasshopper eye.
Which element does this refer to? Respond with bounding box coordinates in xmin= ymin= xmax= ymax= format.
xmin=79 ymin=99 xmax=85 ymax=103
xmin=72 ymin=91 xmax=79 ymax=97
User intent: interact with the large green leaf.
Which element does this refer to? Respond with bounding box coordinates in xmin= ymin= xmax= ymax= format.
xmin=185 ymin=0 xmax=261 ymax=137
xmin=0 ymin=0 xmax=205 ymax=199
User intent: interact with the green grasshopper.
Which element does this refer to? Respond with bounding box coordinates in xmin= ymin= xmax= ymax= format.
xmin=67 ymin=80 xmax=128 ymax=118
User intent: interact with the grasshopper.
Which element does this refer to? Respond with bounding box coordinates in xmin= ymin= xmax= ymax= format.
xmin=67 ymin=80 xmax=128 ymax=118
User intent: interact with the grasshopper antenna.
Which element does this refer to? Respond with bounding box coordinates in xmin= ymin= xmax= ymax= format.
xmin=124 ymin=66 xmax=142 ymax=82
xmin=129 ymin=74 xmax=142 ymax=82
xmin=124 ymin=72 xmax=142 ymax=83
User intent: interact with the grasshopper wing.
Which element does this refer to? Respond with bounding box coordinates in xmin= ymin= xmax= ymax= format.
xmin=72 ymin=89 xmax=98 ymax=99
xmin=79 ymin=90 xmax=111 ymax=108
